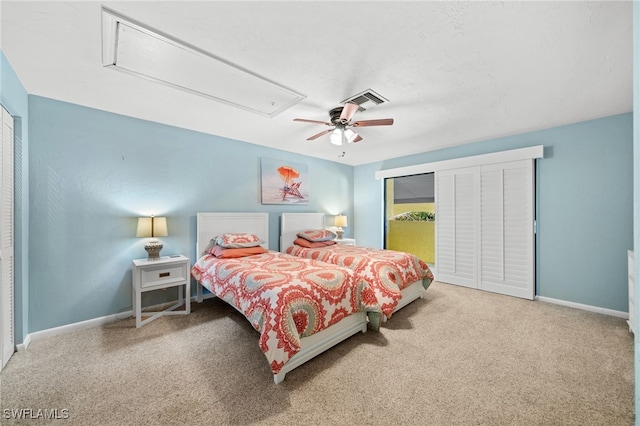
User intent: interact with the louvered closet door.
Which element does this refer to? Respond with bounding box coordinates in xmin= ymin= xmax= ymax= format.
xmin=435 ymin=167 xmax=479 ymax=288
xmin=1 ymin=106 xmax=14 ymax=370
xmin=480 ymin=160 xmax=534 ymax=299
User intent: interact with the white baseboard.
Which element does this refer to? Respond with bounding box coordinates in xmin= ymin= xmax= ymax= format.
xmin=17 ymin=334 xmax=31 ymax=352
xmin=16 ymin=294 xmax=217 ymax=352
xmin=535 ymin=296 xmax=628 ymax=319
xmin=16 ymin=309 xmax=133 ymax=352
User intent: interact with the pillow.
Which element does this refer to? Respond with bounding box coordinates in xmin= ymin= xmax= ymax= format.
xmin=294 ymin=238 xmax=337 ymax=248
xmin=296 ymin=229 xmax=336 ymax=242
xmin=214 ymin=233 xmax=264 ymax=248
xmin=207 ymin=244 xmax=268 ymax=258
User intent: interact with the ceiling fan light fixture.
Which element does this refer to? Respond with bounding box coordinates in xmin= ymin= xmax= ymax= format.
xmin=294 ymin=101 xmax=393 ymax=145
xmin=344 ymin=128 xmax=357 ymax=144
xmin=329 ymin=128 xmax=343 ymax=145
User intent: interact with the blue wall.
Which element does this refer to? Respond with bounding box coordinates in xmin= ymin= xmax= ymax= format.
xmin=1 ymin=51 xmax=29 ymax=343
xmin=27 ymin=96 xmax=353 ymax=332
xmin=354 ymin=113 xmax=633 ymax=313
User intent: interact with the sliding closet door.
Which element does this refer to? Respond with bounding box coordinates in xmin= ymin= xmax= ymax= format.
xmin=1 ymin=106 xmax=14 ymax=370
xmin=435 ymin=167 xmax=479 ymax=288
xmin=436 ymin=159 xmax=535 ymax=300
xmin=479 ymin=160 xmax=534 ymax=299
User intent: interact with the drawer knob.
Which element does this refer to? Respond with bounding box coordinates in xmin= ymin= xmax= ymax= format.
xmin=159 ymin=272 xmax=170 ymax=278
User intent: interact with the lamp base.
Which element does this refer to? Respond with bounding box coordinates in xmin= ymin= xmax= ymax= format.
xmin=335 ymin=228 xmax=344 ymax=239
xmin=145 ymin=239 xmax=163 ymax=260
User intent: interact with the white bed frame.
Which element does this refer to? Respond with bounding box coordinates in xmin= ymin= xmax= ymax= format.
xmin=280 ymin=212 xmax=427 ymax=317
xmin=195 ymin=212 xmax=367 ymax=384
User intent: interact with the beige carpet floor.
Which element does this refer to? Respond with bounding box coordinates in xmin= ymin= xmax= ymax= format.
xmin=0 ymin=281 xmax=634 ymax=425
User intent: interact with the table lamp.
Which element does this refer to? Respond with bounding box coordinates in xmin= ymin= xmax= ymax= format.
xmin=334 ymin=215 xmax=347 ymax=239
xmin=136 ymin=216 xmax=168 ymax=260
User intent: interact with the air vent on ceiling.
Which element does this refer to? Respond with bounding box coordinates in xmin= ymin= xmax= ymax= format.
xmin=341 ymin=89 xmax=389 ymax=111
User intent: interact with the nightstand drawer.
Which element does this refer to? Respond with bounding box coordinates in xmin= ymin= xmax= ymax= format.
xmin=139 ymin=263 xmax=188 ymax=288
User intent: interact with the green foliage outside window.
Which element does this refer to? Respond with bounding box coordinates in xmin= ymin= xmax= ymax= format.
xmin=392 ymin=211 xmax=435 ymax=221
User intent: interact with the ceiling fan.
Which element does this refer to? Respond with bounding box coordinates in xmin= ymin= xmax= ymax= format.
xmin=293 ymin=102 xmax=394 ymax=146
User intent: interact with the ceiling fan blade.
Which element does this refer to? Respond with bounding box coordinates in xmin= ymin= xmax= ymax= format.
xmin=307 ymin=128 xmax=334 ymax=141
xmin=352 ymin=118 xmax=394 ymax=127
xmin=352 ymin=133 xmax=363 ymax=143
xmin=294 ymin=118 xmax=332 ymax=126
xmin=339 ymin=102 xmax=359 ymax=122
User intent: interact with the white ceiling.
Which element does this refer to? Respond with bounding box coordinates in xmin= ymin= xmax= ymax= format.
xmin=1 ymin=1 xmax=633 ymax=166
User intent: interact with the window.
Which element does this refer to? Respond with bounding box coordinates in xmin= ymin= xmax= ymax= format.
xmin=384 ymin=173 xmax=435 ymax=265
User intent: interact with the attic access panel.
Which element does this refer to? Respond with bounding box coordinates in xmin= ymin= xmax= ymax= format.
xmin=101 ymin=8 xmax=305 ymax=117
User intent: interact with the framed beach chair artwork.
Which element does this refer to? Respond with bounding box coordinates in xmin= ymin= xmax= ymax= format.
xmin=260 ymin=158 xmax=309 ymax=205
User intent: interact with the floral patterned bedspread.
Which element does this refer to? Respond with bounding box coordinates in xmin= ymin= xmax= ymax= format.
xmin=190 ymin=251 xmax=379 ymax=375
xmin=285 ymin=244 xmax=434 ymax=318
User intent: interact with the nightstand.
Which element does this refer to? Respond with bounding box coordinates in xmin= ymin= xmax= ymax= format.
xmin=131 ymin=255 xmax=190 ymax=328
xmin=335 ymin=238 xmax=356 ymax=246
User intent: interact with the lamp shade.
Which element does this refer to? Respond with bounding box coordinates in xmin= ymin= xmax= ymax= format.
xmin=334 ymin=215 xmax=347 ymax=228
xmin=136 ymin=216 xmax=168 ymax=238
xmin=343 ymin=128 xmax=357 ymax=144
xmin=329 ymin=128 xmax=358 ymax=146
xmin=329 ymin=128 xmax=343 ymax=146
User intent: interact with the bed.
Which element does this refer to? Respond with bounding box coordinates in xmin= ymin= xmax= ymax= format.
xmin=280 ymin=212 xmax=434 ymax=321
xmin=191 ymin=212 xmax=378 ymax=384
